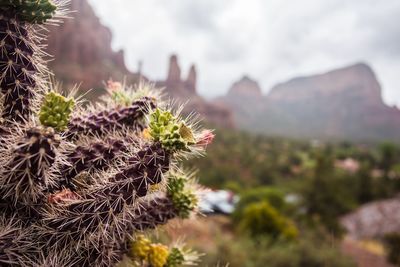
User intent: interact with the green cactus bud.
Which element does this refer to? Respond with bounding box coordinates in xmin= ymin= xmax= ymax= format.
xmin=39 ymin=91 xmax=75 ymax=131
xmin=149 ymin=109 xmax=196 ymax=151
xmin=20 ymin=0 xmax=57 ymax=24
xmin=166 ymin=247 xmax=185 ymax=267
xmin=1 ymin=0 xmax=57 ymax=24
xmin=167 ymin=175 xmax=198 ymax=218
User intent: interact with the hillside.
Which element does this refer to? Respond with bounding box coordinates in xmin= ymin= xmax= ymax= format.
xmin=217 ymin=63 xmax=400 ymax=141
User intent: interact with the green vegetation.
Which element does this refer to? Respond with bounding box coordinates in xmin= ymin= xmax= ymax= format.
xmin=238 ymin=201 xmax=298 ymax=240
xmin=187 ymin=128 xmax=400 ymax=265
xmin=201 ymin=232 xmax=355 ymax=267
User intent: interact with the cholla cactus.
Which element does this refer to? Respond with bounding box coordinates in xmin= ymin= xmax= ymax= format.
xmin=0 ymin=1 xmax=212 ymax=266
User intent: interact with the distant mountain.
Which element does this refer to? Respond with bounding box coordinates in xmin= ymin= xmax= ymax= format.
xmin=217 ymin=63 xmax=400 ymax=141
xmin=214 ymin=76 xmax=264 ymax=129
xmin=46 ymin=0 xmax=234 ymax=127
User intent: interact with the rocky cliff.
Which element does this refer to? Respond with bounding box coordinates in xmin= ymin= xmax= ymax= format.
xmin=218 ymin=63 xmax=400 ymax=141
xmin=46 ymin=0 xmax=142 ymax=99
xmin=156 ymin=55 xmax=234 ymax=128
xmin=156 ymin=55 xmax=198 ymax=99
xmin=46 ymin=0 xmax=233 ymax=128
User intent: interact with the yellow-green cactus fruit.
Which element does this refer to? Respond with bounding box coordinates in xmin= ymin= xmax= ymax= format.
xmin=148 ymin=243 xmax=169 ymax=267
xmin=130 ymin=235 xmax=151 ymax=260
xmin=39 ymin=91 xmax=75 ymax=131
xmin=149 ymin=108 xmax=196 ymax=151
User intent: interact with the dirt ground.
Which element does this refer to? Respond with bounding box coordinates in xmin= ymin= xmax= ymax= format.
xmin=341 ymin=238 xmax=394 ymax=267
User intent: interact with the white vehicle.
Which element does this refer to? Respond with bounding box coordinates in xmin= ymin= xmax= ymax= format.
xmin=199 ymin=190 xmax=239 ymax=214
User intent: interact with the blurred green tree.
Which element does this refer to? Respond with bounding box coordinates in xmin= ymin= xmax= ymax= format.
xmin=238 ymin=201 xmax=298 ymax=240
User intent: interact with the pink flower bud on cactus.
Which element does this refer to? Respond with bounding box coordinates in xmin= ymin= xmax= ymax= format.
xmin=107 ymin=79 xmax=123 ymax=93
xmin=197 ymin=129 xmax=215 ymax=148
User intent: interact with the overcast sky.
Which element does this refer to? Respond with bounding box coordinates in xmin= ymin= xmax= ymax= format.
xmin=88 ymin=0 xmax=400 ymax=106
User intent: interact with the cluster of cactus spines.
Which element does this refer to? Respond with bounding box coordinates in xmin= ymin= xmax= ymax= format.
xmin=0 ymin=1 xmax=211 ymax=266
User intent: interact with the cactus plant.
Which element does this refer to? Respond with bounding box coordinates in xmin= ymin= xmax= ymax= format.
xmin=0 ymin=1 xmax=212 ymax=266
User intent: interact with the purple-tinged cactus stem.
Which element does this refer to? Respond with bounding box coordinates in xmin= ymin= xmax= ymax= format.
xmin=0 ymin=14 xmax=38 ymax=121
xmin=0 ymin=127 xmax=58 ymax=204
xmin=67 ymin=97 xmax=156 ymax=138
xmin=58 ymin=138 xmax=128 ymax=190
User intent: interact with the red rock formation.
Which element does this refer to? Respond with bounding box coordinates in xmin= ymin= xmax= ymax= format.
xmin=167 ymin=55 xmax=181 ymax=82
xmin=185 ymin=64 xmax=197 ymax=94
xmin=157 ymin=55 xmax=197 ymax=98
xmin=46 ymin=0 xmax=142 ymax=100
xmin=46 ymin=1 xmax=234 ymax=128
xmin=157 ymin=55 xmax=234 ymax=128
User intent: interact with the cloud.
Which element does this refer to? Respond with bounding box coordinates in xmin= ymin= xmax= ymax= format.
xmin=88 ymin=0 xmax=400 ymax=106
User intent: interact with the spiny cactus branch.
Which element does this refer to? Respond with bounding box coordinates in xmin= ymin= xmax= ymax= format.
xmin=58 ymin=137 xmax=130 ymax=191
xmin=0 ymin=1 xmax=210 ymax=266
xmin=0 ymin=127 xmax=59 ymax=204
xmin=67 ymin=97 xmax=156 ymax=138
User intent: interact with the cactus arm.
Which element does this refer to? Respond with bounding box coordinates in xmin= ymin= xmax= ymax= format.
xmin=67 ymin=97 xmax=156 ymax=138
xmin=0 ymin=127 xmax=59 ymax=204
xmin=0 ymin=15 xmax=37 ymax=121
xmin=57 ymin=138 xmax=129 ymax=191
xmin=111 ymin=143 xmax=170 ymax=196
xmin=44 ymin=142 xmax=171 ymax=237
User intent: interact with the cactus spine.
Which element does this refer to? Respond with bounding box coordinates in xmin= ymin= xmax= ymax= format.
xmin=0 ymin=1 xmax=211 ymax=266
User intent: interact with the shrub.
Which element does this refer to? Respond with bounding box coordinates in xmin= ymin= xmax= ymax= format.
xmin=233 ymin=187 xmax=287 ymax=222
xmin=238 ymin=201 xmax=298 ymax=240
